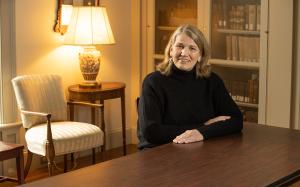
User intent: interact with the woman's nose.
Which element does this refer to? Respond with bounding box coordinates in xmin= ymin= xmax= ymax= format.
xmin=181 ymin=47 xmax=189 ymax=55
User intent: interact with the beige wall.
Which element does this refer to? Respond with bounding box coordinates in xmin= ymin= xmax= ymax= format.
xmin=14 ymin=0 xmax=133 ymax=148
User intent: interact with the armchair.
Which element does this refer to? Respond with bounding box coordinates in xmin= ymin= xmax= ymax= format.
xmin=11 ymin=74 xmax=104 ymax=177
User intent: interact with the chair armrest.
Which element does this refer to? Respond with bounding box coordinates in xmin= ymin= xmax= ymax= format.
xmin=20 ymin=109 xmax=54 ymax=151
xmin=67 ymin=101 xmax=103 ymax=108
xmin=20 ymin=109 xmax=51 ymax=118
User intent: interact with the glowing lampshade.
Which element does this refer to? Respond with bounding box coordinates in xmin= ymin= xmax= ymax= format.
xmin=64 ymin=6 xmax=115 ymax=45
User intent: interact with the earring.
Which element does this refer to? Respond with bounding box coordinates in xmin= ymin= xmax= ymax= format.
xmin=197 ymin=57 xmax=201 ymax=63
xmin=168 ymin=58 xmax=173 ymax=64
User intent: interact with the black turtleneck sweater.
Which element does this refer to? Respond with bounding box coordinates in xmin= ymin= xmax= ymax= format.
xmin=137 ymin=64 xmax=243 ymax=149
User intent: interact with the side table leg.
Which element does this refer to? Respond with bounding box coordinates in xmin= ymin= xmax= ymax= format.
xmin=100 ymin=99 xmax=106 ymax=152
xmin=121 ymin=90 xmax=127 ymax=155
xmin=91 ymin=100 xmax=96 ymax=125
xmin=69 ymin=101 xmax=74 ymax=121
xmin=16 ymin=148 xmax=25 ymax=184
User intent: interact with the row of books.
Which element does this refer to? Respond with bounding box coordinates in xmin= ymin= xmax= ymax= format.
xmin=224 ymin=77 xmax=259 ymax=104
xmin=213 ymin=0 xmax=261 ymax=31
xmin=226 ymin=35 xmax=260 ymax=62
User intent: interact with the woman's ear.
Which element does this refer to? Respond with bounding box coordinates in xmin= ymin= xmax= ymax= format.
xmin=169 ymin=45 xmax=174 ymax=57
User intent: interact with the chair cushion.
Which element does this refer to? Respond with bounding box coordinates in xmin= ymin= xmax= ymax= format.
xmin=25 ymin=121 xmax=103 ymax=156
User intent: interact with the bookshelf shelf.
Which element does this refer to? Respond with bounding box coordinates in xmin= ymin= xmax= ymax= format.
xmin=217 ymin=29 xmax=260 ymax=36
xmin=209 ymin=59 xmax=259 ymax=70
xmin=157 ymin=26 xmax=177 ymax=31
xmin=236 ymin=101 xmax=258 ymax=109
xmin=153 ymin=54 xmax=164 ymax=60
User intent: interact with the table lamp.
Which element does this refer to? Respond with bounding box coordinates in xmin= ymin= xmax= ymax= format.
xmin=64 ymin=6 xmax=115 ymax=88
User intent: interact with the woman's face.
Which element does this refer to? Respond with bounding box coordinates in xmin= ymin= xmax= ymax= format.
xmin=170 ymin=33 xmax=201 ymax=71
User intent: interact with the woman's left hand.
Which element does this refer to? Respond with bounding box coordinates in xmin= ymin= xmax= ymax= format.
xmin=173 ymin=129 xmax=204 ymax=144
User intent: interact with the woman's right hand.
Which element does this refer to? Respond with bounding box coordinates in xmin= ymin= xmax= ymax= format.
xmin=204 ymin=116 xmax=231 ymax=125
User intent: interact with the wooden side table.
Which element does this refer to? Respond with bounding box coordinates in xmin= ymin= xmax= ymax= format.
xmin=68 ymin=82 xmax=127 ymax=155
xmin=0 ymin=141 xmax=24 ymax=184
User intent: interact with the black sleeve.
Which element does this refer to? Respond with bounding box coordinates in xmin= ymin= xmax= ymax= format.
xmin=138 ymin=76 xmax=201 ymax=145
xmin=197 ymin=74 xmax=243 ymax=139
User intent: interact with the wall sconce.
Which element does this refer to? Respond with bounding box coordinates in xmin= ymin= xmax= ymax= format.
xmin=64 ymin=6 xmax=115 ymax=88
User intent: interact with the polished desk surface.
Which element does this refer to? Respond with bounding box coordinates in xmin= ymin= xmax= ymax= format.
xmin=20 ymin=123 xmax=300 ymax=187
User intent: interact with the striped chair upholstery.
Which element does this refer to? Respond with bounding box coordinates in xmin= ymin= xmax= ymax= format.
xmin=12 ymin=74 xmax=103 ymax=175
xmin=25 ymin=121 xmax=103 ymax=156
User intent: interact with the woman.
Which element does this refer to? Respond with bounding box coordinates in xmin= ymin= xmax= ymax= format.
xmin=137 ymin=24 xmax=243 ymax=149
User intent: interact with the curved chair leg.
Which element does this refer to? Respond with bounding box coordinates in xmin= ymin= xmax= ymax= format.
xmin=45 ymin=141 xmax=55 ymax=176
xmin=47 ymin=156 xmax=54 ymax=176
xmin=64 ymin=154 xmax=68 ymax=173
xmin=92 ymin=148 xmax=96 ymax=164
xmin=24 ymin=150 xmax=33 ymax=178
xmin=100 ymin=145 xmax=105 ymax=161
xmin=71 ymin=153 xmax=74 ymax=163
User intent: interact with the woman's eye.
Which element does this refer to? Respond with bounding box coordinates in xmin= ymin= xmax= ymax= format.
xmin=190 ymin=47 xmax=199 ymax=53
xmin=175 ymin=45 xmax=184 ymax=49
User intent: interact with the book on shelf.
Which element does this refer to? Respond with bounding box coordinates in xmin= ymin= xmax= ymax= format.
xmin=247 ymin=74 xmax=259 ymax=104
xmin=244 ymin=81 xmax=250 ymax=103
xmin=248 ymin=37 xmax=256 ymax=62
xmin=221 ymin=0 xmax=227 ymax=28
xmin=248 ymin=79 xmax=254 ymax=103
xmin=225 ymin=78 xmax=259 ymax=105
xmin=215 ymin=0 xmax=227 ymax=28
xmin=252 ymin=77 xmax=259 ymax=104
xmin=237 ymin=5 xmax=245 ymax=30
xmin=231 ymin=81 xmax=238 ymax=101
xmin=248 ymin=4 xmax=257 ymax=31
xmin=215 ymin=2 xmax=261 ymax=31
xmin=225 ymin=35 xmax=259 ymax=62
xmin=256 ymin=5 xmax=261 ymax=31
xmin=231 ymin=35 xmax=239 ymax=60
xmin=229 ymin=6 xmax=235 ymax=30
xmin=238 ymin=36 xmax=244 ymax=61
xmin=237 ymin=81 xmax=245 ymax=102
xmin=226 ymin=35 xmax=232 ymax=60
xmin=244 ymin=4 xmax=249 ymax=30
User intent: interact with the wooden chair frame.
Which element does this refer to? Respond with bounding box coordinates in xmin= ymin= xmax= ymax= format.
xmin=22 ymin=101 xmax=104 ymax=177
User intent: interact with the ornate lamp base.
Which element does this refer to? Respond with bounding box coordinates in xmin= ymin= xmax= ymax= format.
xmin=79 ymin=46 xmax=102 ymax=89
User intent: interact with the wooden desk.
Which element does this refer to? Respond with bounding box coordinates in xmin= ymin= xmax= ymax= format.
xmin=0 ymin=141 xmax=24 ymax=184
xmin=68 ymin=82 xmax=127 ymax=155
xmin=20 ymin=123 xmax=300 ymax=187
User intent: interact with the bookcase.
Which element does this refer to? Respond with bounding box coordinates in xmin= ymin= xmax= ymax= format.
xmin=141 ymin=0 xmax=293 ymax=126
xmin=208 ymin=0 xmax=264 ymax=123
